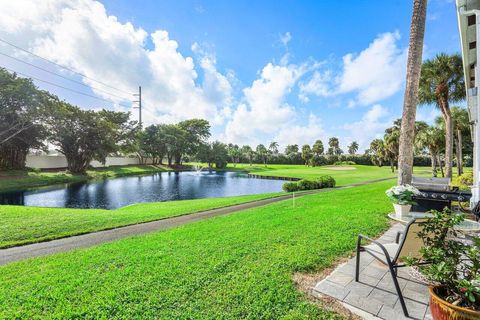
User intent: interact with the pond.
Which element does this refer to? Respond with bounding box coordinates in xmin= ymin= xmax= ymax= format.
xmin=0 ymin=171 xmax=285 ymax=209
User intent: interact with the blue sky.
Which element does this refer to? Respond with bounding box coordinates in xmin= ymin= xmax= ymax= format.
xmin=0 ymin=0 xmax=462 ymax=151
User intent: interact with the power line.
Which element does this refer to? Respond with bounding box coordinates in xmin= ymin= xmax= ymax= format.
xmin=0 ymin=37 xmax=134 ymax=96
xmin=3 ymin=66 xmax=132 ymax=109
xmin=0 ymin=51 xmax=132 ymax=102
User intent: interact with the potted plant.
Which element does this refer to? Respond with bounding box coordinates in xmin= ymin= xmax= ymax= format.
xmin=405 ymin=208 xmax=480 ymax=320
xmin=385 ymin=185 xmax=420 ymax=218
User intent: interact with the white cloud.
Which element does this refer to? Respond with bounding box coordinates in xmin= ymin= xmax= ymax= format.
xmin=343 ymin=104 xmax=392 ymax=151
xmin=0 ymin=0 xmax=232 ymax=125
xmin=224 ymin=61 xmax=315 ymax=145
xmin=297 ymin=32 xmax=407 ymax=106
xmin=279 ymin=32 xmax=292 ymax=47
xmin=298 ymin=70 xmax=333 ymax=102
xmin=274 ymin=114 xmax=324 ymax=148
xmin=337 ymin=31 xmax=407 ymax=105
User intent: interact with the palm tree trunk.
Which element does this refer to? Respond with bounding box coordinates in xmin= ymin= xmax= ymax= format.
xmin=438 ymin=154 xmax=444 ymax=177
xmin=444 ymin=109 xmax=454 ymax=178
xmin=456 ymin=129 xmax=463 ymax=175
xmin=397 ymin=0 xmax=428 ymax=185
xmin=431 ymin=153 xmax=437 ymax=177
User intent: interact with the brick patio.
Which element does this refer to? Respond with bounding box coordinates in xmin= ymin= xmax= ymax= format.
xmin=313 ymin=223 xmax=432 ymax=320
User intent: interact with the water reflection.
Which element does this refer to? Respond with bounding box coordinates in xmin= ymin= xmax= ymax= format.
xmin=0 ymin=171 xmax=284 ymax=209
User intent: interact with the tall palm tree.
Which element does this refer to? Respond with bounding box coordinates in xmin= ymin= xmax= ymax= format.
xmin=418 ymin=53 xmax=465 ymax=178
xmin=347 ymin=141 xmax=359 ymax=155
xmin=241 ymin=145 xmax=254 ymax=166
xmin=398 ymin=0 xmax=427 ymax=185
xmin=369 ymin=139 xmax=387 ymax=167
xmin=451 ymin=106 xmax=469 ymax=175
xmin=415 ymin=125 xmax=444 ymax=177
xmin=268 ymin=141 xmax=279 ymax=154
xmin=312 ymin=140 xmax=324 ymax=156
xmin=256 ymin=144 xmax=268 ymax=167
xmin=301 ymin=144 xmax=313 ymax=166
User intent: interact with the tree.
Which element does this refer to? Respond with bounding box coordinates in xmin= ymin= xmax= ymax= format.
xmin=415 ymin=125 xmax=444 ymax=177
xmin=398 ymin=0 xmax=427 ymax=185
xmin=175 ymin=119 xmax=210 ymax=165
xmin=327 ymin=137 xmax=342 ymax=156
xmin=451 ymin=106 xmax=470 ymax=175
xmin=138 ymin=125 xmax=167 ymax=164
xmin=312 ymin=140 xmax=324 ymax=156
xmin=227 ymin=144 xmax=241 ymax=167
xmin=347 ymin=141 xmax=359 ymax=155
xmin=301 ymin=144 xmax=313 ymax=166
xmin=197 ymin=141 xmax=229 ymax=168
xmin=418 ymin=53 xmax=465 ymax=178
xmin=0 ymin=68 xmax=48 ymax=169
xmin=369 ymin=139 xmax=387 ymax=167
xmin=46 ymin=102 xmax=136 ymax=174
xmin=241 ymin=145 xmax=254 ymax=166
xmin=162 ymin=124 xmax=187 ymax=166
xmin=268 ymin=141 xmax=279 ymax=155
xmin=256 ymin=144 xmax=268 ymax=166
xmin=285 ymin=144 xmax=300 ymax=164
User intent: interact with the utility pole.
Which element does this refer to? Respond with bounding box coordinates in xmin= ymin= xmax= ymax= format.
xmin=133 ymin=86 xmax=142 ymax=127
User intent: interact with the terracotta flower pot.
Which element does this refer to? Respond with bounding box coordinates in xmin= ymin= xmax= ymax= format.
xmin=429 ymin=287 xmax=480 ymax=320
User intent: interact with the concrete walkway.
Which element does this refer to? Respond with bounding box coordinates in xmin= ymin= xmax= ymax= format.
xmin=0 ymin=177 xmax=395 ymax=266
xmin=313 ymin=223 xmax=431 ymax=320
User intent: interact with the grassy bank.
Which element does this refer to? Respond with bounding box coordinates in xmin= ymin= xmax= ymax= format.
xmin=0 ymin=180 xmax=394 ymax=319
xmin=0 ymin=192 xmax=283 ymax=248
xmin=228 ymin=163 xmax=402 ymax=185
xmin=0 ymin=165 xmax=172 ymax=192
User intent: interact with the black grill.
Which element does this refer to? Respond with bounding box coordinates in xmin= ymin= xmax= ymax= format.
xmin=412 ymin=190 xmax=471 ymax=212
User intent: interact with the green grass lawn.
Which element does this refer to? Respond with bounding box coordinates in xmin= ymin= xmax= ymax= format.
xmin=0 ymin=180 xmax=394 ymax=319
xmin=0 ymin=165 xmax=172 ymax=192
xmin=0 ymin=193 xmax=283 ymax=249
xmin=228 ymin=163 xmax=402 ymax=185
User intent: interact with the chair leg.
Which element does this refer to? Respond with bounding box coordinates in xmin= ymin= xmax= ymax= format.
xmin=355 ymin=238 xmax=361 ymax=282
xmin=388 ymin=264 xmax=409 ymax=317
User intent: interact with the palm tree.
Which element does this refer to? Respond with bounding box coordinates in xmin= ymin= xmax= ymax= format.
xmin=451 ymin=106 xmax=469 ymax=175
xmin=328 ymin=137 xmax=342 ymax=155
xmin=241 ymin=145 xmax=254 ymax=166
xmin=312 ymin=140 xmax=324 ymax=156
xmin=347 ymin=141 xmax=359 ymax=155
xmin=369 ymin=139 xmax=387 ymax=167
xmin=384 ymin=128 xmax=400 ymax=173
xmin=268 ymin=141 xmax=279 ymax=155
xmin=301 ymin=144 xmax=313 ymax=166
xmin=398 ymin=0 xmax=427 ymax=185
xmin=418 ymin=53 xmax=465 ymax=178
xmin=415 ymin=125 xmax=444 ymax=177
xmin=256 ymin=144 xmax=268 ymax=167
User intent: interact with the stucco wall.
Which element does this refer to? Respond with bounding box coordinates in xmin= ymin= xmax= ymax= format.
xmin=26 ymin=155 xmax=147 ymax=169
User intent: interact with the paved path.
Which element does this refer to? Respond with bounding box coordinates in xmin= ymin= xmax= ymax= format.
xmin=0 ymin=177 xmax=395 ymax=265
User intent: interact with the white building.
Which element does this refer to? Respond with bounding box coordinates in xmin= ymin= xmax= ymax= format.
xmin=457 ymin=0 xmax=480 ymax=206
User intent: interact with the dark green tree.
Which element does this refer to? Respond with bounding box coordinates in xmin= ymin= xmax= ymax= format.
xmin=46 ymin=102 xmax=136 ymax=174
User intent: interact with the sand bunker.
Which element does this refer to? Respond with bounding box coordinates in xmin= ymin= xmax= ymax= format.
xmin=324 ymin=166 xmax=357 ymax=171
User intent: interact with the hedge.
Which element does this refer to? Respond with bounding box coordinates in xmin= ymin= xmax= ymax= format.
xmin=282 ymin=175 xmax=336 ymax=192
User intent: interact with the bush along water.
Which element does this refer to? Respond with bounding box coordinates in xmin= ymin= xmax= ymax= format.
xmin=282 ymin=175 xmax=336 ymax=192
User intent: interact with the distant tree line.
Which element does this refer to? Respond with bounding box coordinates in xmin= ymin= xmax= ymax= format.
xmin=1 ymin=67 xmax=471 ymax=176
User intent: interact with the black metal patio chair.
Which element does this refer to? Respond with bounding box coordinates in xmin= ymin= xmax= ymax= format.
xmin=355 ymin=219 xmax=430 ymax=318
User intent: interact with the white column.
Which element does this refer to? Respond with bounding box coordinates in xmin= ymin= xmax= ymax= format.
xmin=472 ymin=19 xmax=480 ymax=207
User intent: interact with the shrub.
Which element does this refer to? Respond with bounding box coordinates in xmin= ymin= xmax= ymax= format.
xmin=297 ymin=179 xmax=320 ymax=191
xmin=282 ymin=182 xmax=300 ymax=192
xmin=453 ymin=172 xmax=473 ymax=190
xmin=282 ymin=176 xmax=336 ymax=192
xmin=318 ymin=175 xmax=336 ymax=188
